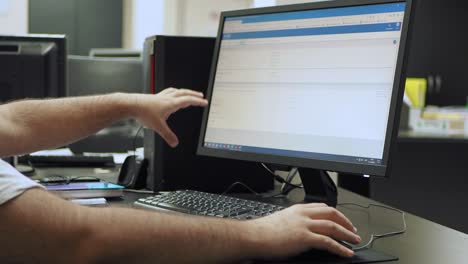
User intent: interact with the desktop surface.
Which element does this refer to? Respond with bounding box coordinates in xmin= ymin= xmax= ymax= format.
xmin=111 ymin=186 xmax=467 ymax=264
xmin=122 ymin=187 xmax=468 ymax=264
xmin=32 ymin=166 xmax=468 ymax=263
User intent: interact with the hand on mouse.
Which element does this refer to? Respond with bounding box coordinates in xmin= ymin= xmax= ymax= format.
xmin=242 ymin=203 xmax=361 ymax=259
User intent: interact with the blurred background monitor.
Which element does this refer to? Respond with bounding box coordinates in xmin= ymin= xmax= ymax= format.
xmin=68 ymin=55 xmax=142 ymax=96
xmin=67 ymin=55 xmax=144 ymax=153
xmin=89 ymin=48 xmax=141 ymax=58
xmin=0 ymin=34 xmax=67 ymax=102
xmin=0 ymin=34 xmax=66 ymax=174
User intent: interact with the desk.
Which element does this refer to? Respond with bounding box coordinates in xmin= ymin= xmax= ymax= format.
xmin=35 ymin=167 xmax=468 ymax=263
xmin=114 ymin=187 xmax=468 ymax=264
xmin=368 ymin=130 xmax=468 ymax=233
xmin=341 ymin=131 xmax=468 ymax=233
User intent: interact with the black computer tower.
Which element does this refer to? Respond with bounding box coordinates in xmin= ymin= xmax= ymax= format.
xmin=143 ymin=35 xmax=274 ymax=193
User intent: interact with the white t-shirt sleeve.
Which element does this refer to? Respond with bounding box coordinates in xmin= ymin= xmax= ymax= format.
xmin=0 ymin=159 xmax=44 ymax=205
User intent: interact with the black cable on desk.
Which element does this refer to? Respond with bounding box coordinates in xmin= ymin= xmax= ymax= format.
xmin=337 ymin=203 xmax=407 ymax=251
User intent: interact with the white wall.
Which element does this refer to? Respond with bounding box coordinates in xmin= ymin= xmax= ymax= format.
xmin=254 ymin=0 xmax=327 ymax=7
xmin=254 ymin=0 xmax=276 ymax=7
xmin=177 ymin=0 xmax=252 ymax=37
xmin=124 ymin=0 xmax=254 ymax=49
xmin=122 ymin=0 xmax=328 ymax=49
xmin=123 ymin=0 xmax=165 ymax=50
xmin=0 ymin=0 xmax=28 ymax=35
xmin=276 ymin=0 xmax=326 ymax=4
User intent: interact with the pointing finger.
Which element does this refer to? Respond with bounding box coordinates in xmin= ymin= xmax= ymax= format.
xmin=173 ymin=96 xmax=208 ymax=111
xmin=174 ymin=89 xmax=204 ymax=98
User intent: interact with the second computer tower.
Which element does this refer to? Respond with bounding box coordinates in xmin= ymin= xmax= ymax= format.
xmin=143 ymin=35 xmax=273 ymax=193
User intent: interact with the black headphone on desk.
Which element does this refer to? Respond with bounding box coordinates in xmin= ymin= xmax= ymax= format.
xmin=117 ymin=155 xmax=148 ymax=189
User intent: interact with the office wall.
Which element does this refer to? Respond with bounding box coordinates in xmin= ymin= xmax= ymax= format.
xmin=254 ymin=0 xmax=276 ymax=7
xmin=173 ymin=0 xmax=328 ymax=36
xmin=177 ymin=0 xmax=252 ymax=36
xmin=123 ymin=0 xmax=165 ymax=50
xmin=29 ymin=0 xmax=123 ymax=55
xmin=0 ymin=0 xmax=28 ymax=34
xmin=276 ymin=0 xmax=327 ymax=4
xmin=254 ymin=0 xmax=327 ymax=6
xmin=123 ymin=0 xmax=254 ymax=49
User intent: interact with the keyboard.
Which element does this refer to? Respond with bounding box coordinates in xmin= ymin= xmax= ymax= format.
xmin=134 ymin=191 xmax=395 ymax=263
xmin=134 ymin=190 xmax=286 ymax=219
xmin=22 ymin=155 xmax=115 ymax=167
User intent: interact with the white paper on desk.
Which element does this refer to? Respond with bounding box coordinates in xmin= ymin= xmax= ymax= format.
xmin=30 ymin=148 xmax=74 ymax=156
xmin=112 ymin=153 xmax=129 ymax=165
xmin=71 ymin=198 xmax=108 ymax=206
xmin=83 ymin=152 xmax=130 ymax=165
xmin=135 ymin=147 xmax=144 ymax=158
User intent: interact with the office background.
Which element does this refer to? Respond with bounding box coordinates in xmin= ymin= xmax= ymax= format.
xmin=0 ymin=0 xmax=321 ymax=55
xmin=3 ymin=0 xmax=468 ymax=235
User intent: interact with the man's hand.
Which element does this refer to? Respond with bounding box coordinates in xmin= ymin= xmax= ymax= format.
xmin=131 ymin=88 xmax=208 ymax=147
xmin=245 ymin=203 xmax=361 ymax=259
xmin=0 ymin=87 xmax=208 ymax=157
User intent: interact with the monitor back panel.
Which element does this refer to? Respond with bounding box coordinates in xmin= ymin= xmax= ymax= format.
xmin=68 ymin=56 xmax=143 ymax=96
xmin=0 ymin=41 xmax=60 ymax=102
xmin=67 ymin=56 xmax=143 ymax=153
xmin=0 ymin=35 xmax=66 ymax=99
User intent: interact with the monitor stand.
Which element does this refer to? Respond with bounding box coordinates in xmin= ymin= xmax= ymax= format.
xmin=298 ymin=168 xmax=337 ymax=207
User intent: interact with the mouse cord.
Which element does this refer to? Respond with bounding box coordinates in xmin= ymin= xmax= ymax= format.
xmin=337 ymin=203 xmax=407 ymax=251
xmin=261 ymin=163 xmax=303 ymax=189
xmin=133 ymin=125 xmax=144 ymax=156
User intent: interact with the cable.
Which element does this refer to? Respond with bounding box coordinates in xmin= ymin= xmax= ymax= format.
xmin=285 ymin=167 xmax=299 ymax=183
xmin=262 ymin=192 xmax=287 ymax=199
xmin=133 ymin=125 xmax=144 ymax=156
xmin=222 ymin=181 xmax=261 ymax=196
xmin=222 ymin=181 xmax=289 ymax=201
xmin=261 ymin=163 xmax=303 ymax=189
xmin=280 ymin=167 xmax=300 ymax=195
xmin=337 ymin=203 xmax=407 ymax=251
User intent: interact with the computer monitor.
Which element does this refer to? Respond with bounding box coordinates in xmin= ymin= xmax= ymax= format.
xmin=67 ymin=55 xmax=143 ymax=153
xmin=0 ymin=34 xmax=67 ymax=174
xmin=0 ymin=34 xmax=67 ymax=102
xmin=68 ymin=55 xmax=143 ymax=96
xmin=198 ymin=0 xmax=414 ymax=206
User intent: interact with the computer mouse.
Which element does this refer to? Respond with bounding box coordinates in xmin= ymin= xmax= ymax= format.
xmin=117 ymin=155 xmax=148 ymax=189
xmin=288 ymin=240 xmax=354 ymax=261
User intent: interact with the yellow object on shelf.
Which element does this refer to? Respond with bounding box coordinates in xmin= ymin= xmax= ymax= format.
xmin=422 ymin=111 xmax=465 ymax=120
xmin=405 ymin=78 xmax=427 ymax=108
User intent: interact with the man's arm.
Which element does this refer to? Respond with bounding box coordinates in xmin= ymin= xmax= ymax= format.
xmin=0 ymin=87 xmax=361 ymax=262
xmin=0 ymin=88 xmax=205 ymax=157
xmin=0 ymin=188 xmax=360 ymax=263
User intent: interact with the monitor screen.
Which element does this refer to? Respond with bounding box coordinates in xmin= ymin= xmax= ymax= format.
xmin=198 ymin=0 xmax=412 ymax=176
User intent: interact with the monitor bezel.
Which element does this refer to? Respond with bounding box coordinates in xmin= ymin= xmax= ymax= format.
xmin=197 ymin=0 xmax=414 ymax=177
